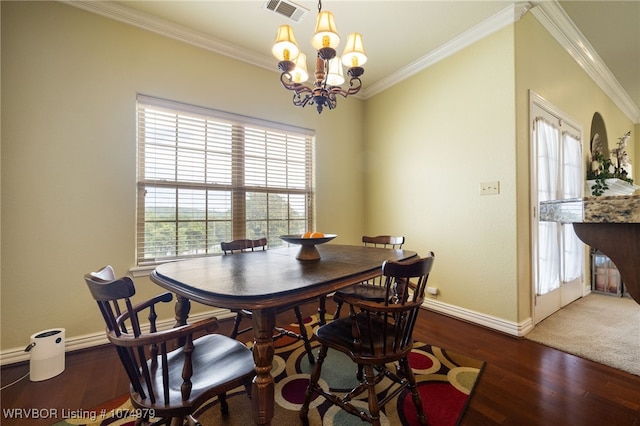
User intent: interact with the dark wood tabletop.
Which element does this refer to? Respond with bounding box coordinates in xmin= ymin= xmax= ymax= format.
xmin=151 ymin=244 xmax=418 ymax=310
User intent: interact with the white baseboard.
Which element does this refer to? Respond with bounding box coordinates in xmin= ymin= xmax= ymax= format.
xmin=422 ymin=298 xmax=534 ymax=337
xmin=0 ymin=308 xmax=235 ymax=366
xmin=1 ymin=302 xmax=533 ymax=366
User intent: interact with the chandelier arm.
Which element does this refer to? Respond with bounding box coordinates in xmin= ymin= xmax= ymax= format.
xmin=326 ymin=94 xmax=337 ymax=110
xmin=293 ymin=92 xmax=313 ymax=108
xmin=293 ymin=84 xmax=314 ymax=96
xmin=327 ymin=77 xmax=362 ymax=99
xmin=280 ymin=72 xmax=315 ymax=96
xmin=327 ymin=87 xmax=350 ymax=99
xmin=345 ymin=77 xmax=363 ymax=96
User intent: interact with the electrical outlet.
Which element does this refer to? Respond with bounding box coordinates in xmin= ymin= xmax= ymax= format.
xmin=427 ymin=286 xmax=438 ymax=295
xmin=480 ymin=181 xmax=500 ymax=195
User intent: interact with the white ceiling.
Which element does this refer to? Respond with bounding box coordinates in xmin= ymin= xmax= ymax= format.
xmin=76 ymin=1 xmax=639 ymax=121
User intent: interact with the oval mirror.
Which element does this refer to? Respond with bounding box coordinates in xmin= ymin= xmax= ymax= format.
xmin=590 ymin=112 xmax=609 ymax=159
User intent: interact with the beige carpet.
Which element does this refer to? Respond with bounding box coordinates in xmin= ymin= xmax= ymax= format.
xmin=525 ymin=293 xmax=640 ymax=376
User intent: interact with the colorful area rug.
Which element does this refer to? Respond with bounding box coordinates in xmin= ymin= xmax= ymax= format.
xmin=54 ymin=316 xmax=484 ymax=426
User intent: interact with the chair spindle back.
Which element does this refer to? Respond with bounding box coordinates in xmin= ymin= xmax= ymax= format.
xmin=84 ymin=267 xmax=175 ymax=405
xmin=221 ymin=237 xmax=267 ymax=254
xmin=344 ymin=253 xmax=434 ymax=360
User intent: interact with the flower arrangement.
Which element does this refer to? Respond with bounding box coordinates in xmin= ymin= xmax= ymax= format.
xmin=586 ymin=131 xmax=634 ymax=196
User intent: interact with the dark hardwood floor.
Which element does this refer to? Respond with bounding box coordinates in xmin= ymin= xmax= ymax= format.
xmin=2 ymin=302 xmax=639 ymax=425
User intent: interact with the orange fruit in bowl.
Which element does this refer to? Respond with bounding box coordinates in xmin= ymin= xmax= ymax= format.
xmin=302 ymin=231 xmax=325 ymax=238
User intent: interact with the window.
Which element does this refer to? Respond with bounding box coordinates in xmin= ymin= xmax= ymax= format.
xmin=136 ymin=95 xmax=315 ymax=265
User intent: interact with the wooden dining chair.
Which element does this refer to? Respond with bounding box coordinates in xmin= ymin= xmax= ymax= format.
xmin=221 ymin=238 xmax=316 ymax=364
xmin=84 ymin=265 xmax=255 ymax=426
xmin=319 ymin=235 xmax=407 ymax=379
xmin=300 ymin=253 xmax=435 ymax=426
xmin=319 ymin=235 xmax=405 ymax=324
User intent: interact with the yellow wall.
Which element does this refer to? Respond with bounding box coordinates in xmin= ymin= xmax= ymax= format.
xmin=636 ymin=123 xmax=640 ymax=176
xmin=364 ymin=27 xmax=519 ymax=321
xmin=1 ymin=1 xmax=365 ymax=350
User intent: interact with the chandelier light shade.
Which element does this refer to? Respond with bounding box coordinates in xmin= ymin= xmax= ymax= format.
xmin=326 ymin=58 xmax=344 ymax=86
xmin=311 ymin=11 xmax=340 ymax=50
xmin=341 ymin=33 xmax=367 ymax=67
xmin=272 ymin=0 xmax=367 ymax=113
xmin=272 ymin=25 xmax=299 ymax=61
xmin=292 ymin=52 xmax=309 ymax=83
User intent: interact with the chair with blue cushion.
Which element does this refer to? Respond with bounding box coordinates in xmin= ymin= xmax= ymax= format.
xmin=84 ymin=265 xmax=255 ymax=426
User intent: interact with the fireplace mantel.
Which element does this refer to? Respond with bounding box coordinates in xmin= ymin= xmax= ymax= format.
xmin=539 ymin=194 xmax=640 ymax=304
xmin=539 ymin=195 xmax=640 ymax=224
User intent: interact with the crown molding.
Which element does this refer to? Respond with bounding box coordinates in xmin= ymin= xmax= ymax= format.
xmin=362 ymin=2 xmax=532 ymax=99
xmin=63 ymin=0 xmax=276 ymax=73
xmin=530 ymin=2 xmax=640 ymax=123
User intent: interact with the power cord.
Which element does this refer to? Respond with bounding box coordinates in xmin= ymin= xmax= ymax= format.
xmin=1 ymin=372 xmax=29 ymax=391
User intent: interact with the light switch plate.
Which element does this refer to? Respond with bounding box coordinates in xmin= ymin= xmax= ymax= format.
xmin=480 ymin=181 xmax=500 ymax=195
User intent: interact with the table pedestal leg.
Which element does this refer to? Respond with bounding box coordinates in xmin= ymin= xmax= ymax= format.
xmin=251 ymin=308 xmax=276 ymax=425
xmin=573 ymin=223 xmax=640 ymax=305
xmin=173 ymin=295 xmax=191 ymax=347
xmin=174 ymin=294 xmax=190 ymax=327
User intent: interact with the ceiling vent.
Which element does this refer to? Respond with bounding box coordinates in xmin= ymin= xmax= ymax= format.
xmin=263 ymin=0 xmax=309 ymax=22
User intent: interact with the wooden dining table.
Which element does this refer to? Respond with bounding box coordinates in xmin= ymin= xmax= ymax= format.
xmin=150 ymin=243 xmax=417 ymax=425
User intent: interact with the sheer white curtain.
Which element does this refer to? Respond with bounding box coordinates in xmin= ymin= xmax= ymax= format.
xmin=536 ymin=118 xmax=560 ymax=295
xmin=562 ymin=132 xmax=584 ymax=282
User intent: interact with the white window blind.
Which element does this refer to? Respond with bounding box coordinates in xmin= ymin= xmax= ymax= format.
xmin=136 ymin=95 xmax=315 ymax=265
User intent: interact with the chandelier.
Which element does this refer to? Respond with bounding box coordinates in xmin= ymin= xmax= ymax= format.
xmin=271 ymin=0 xmax=367 ymax=114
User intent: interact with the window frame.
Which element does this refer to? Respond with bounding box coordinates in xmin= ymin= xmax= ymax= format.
xmin=135 ymin=95 xmax=315 ymax=266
